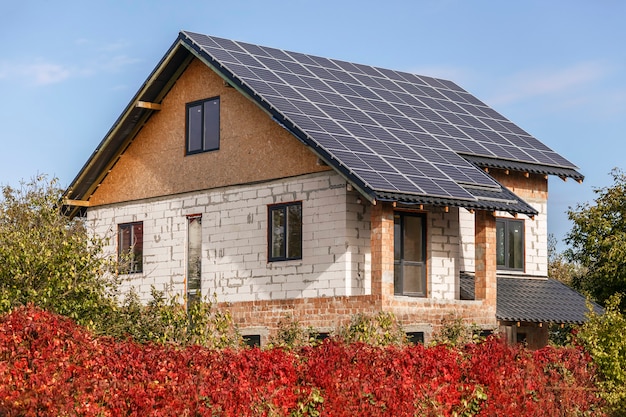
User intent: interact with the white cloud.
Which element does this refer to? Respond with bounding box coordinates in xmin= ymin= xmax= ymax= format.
xmin=25 ymin=62 xmax=72 ymax=85
xmin=0 ymin=60 xmax=71 ymax=86
xmin=0 ymin=38 xmax=140 ymax=87
xmin=99 ymin=40 xmax=131 ymax=52
xmin=485 ymin=62 xmax=612 ymax=106
xmin=100 ymin=54 xmax=142 ymax=72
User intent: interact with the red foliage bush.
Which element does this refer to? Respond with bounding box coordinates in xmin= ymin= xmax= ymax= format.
xmin=0 ymin=306 xmax=605 ymax=416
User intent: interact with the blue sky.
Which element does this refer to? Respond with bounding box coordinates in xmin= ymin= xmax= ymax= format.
xmin=1 ymin=1 xmax=624 ymax=251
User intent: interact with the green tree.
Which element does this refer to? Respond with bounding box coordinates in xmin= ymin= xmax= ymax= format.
xmin=577 ymin=294 xmax=626 ymax=416
xmin=0 ymin=176 xmax=117 ymax=328
xmin=566 ymin=168 xmax=626 ymax=310
xmin=548 ymin=233 xmax=586 ymax=286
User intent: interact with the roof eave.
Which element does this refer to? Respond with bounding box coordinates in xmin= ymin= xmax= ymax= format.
xmin=462 ymin=154 xmax=584 ymax=182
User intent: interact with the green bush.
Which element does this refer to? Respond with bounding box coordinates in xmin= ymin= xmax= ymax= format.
xmin=267 ymin=314 xmax=321 ymax=350
xmin=105 ymin=288 xmax=242 ymax=349
xmin=334 ymin=311 xmax=407 ymax=346
xmin=577 ymin=294 xmax=626 ymax=415
xmin=430 ymin=313 xmax=488 ymax=347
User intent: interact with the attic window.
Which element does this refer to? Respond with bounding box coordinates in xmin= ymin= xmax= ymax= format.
xmin=186 ymin=97 xmax=220 ymax=154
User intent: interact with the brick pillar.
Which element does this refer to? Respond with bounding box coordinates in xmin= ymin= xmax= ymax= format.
xmin=370 ymin=202 xmax=394 ymax=298
xmin=474 ymin=210 xmax=496 ymax=303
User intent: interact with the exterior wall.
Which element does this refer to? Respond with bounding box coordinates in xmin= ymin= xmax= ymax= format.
xmin=87 ymin=171 xmax=371 ymax=303
xmin=428 ymin=207 xmax=460 ymax=300
xmin=459 ymin=171 xmax=549 ymax=277
xmin=88 ymin=58 xmax=330 ymax=206
xmin=371 ymin=203 xmax=498 ymax=333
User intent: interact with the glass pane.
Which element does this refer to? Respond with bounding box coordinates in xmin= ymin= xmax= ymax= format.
xmin=188 ymin=217 xmax=202 ymax=294
xmin=403 ymin=264 xmax=425 ymax=295
xmin=394 ymin=215 xmax=401 ymax=261
xmin=394 ymin=262 xmax=401 ymax=295
xmin=496 ymin=221 xmax=505 ymax=267
xmin=131 ymin=223 xmax=143 ymax=273
xmin=508 ymin=221 xmax=524 ymax=269
xmin=187 ymin=104 xmax=203 ymax=152
xmin=203 ymin=99 xmax=220 ymax=151
xmin=403 ymin=215 xmax=423 ymax=262
xmin=271 ymin=208 xmax=285 ymax=258
xmin=286 ymin=204 xmax=302 ymax=258
xmin=119 ymin=225 xmax=131 ymax=254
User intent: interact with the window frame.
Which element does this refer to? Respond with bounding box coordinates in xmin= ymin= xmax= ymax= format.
xmin=393 ymin=211 xmax=427 ymax=297
xmin=496 ymin=217 xmax=525 ymax=271
xmin=267 ymin=201 xmax=303 ymax=262
xmin=118 ymin=221 xmax=143 ymax=274
xmin=185 ymin=96 xmax=220 ymax=155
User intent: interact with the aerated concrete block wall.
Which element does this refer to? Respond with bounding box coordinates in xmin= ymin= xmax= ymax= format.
xmin=428 ymin=207 xmax=459 ymax=300
xmin=86 ymin=171 xmax=371 ymax=303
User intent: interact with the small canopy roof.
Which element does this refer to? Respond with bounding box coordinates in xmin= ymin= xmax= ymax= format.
xmin=461 ymin=273 xmax=602 ymax=325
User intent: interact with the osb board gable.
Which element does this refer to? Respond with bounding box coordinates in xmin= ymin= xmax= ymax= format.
xmin=89 ymin=58 xmax=330 ymax=206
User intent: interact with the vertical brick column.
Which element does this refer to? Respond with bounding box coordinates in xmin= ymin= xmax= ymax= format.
xmin=370 ymin=202 xmax=395 ymax=298
xmin=474 ymin=210 xmax=496 ymax=303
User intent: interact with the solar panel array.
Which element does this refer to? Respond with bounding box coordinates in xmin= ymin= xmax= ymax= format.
xmin=183 ymin=31 xmax=577 ymax=201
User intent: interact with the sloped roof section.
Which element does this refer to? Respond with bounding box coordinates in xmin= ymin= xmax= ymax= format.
xmin=497 ymin=276 xmax=603 ymax=324
xmin=65 ymin=31 xmax=582 ymax=214
xmin=179 ymin=31 xmax=581 ymax=209
xmin=461 ymin=273 xmax=602 ymax=324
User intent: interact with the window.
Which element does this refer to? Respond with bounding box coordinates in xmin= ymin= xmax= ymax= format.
xmin=243 ymin=334 xmax=261 ymax=347
xmin=118 ymin=222 xmax=143 ymax=273
xmin=268 ymin=202 xmax=302 ymax=261
xmin=496 ymin=218 xmax=524 ymax=270
xmin=394 ymin=212 xmax=426 ymax=297
xmin=187 ymin=215 xmax=202 ymax=305
xmin=313 ymin=332 xmax=330 ymax=342
xmin=406 ymin=331 xmax=425 ymax=345
xmin=186 ymin=97 xmax=220 ymax=154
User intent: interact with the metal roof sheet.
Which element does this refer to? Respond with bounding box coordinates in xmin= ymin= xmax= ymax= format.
xmin=462 ymin=272 xmax=601 ymax=324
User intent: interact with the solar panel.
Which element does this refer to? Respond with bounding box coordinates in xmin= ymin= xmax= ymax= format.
xmin=182 ymin=31 xmax=579 ymax=204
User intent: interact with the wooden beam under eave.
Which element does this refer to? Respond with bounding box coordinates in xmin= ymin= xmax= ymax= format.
xmin=64 ymin=199 xmax=91 ymax=207
xmin=136 ymin=101 xmax=162 ymax=110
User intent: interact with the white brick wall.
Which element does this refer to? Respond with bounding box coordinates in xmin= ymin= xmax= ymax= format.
xmin=87 ymin=171 xmax=371 ymax=303
xmin=428 ymin=207 xmax=459 ymax=300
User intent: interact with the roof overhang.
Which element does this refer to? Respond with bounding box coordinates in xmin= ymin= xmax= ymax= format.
xmin=376 ymin=176 xmax=538 ymax=217
xmin=463 ymin=155 xmax=584 ymax=182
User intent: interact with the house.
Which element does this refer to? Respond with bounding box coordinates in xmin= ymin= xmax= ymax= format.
xmin=64 ymin=31 xmax=597 ymax=348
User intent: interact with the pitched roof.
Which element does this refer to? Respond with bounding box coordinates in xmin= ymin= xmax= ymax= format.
xmin=497 ymin=276 xmax=603 ymax=324
xmin=461 ymin=272 xmax=602 ymax=324
xmin=65 ymin=31 xmax=582 ymax=215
